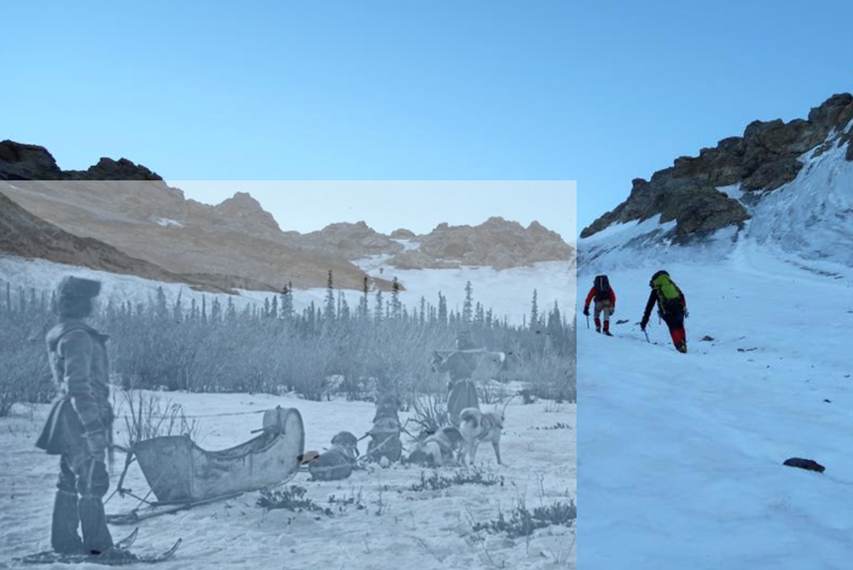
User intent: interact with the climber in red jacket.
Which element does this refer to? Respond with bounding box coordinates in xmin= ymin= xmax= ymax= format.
xmin=583 ymin=275 xmax=616 ymax=336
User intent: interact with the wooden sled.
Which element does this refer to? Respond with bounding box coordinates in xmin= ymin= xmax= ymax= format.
xmin=107 ymin=406 xmax=304 ymax=524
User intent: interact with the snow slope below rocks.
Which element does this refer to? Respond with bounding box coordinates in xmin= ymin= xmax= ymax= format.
xmin=578 ymin=243 xmax=853 ymax=569
xmin=580 ymin=140 xmax=853 ymax=273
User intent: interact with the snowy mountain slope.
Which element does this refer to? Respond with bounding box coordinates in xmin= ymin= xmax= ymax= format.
xmin=747 ymin=143 xmax=853 ymax=266
xmin=579 ymin=93 xmax=853 ymax=271
xmin=578 ymin=246 xmax=853 ymax=569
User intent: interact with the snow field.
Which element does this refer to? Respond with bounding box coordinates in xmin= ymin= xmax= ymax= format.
xmin=0 ymin=393 xmax=576 ymax=569
xmin=578 ymin=243 xmax=853 ymax=569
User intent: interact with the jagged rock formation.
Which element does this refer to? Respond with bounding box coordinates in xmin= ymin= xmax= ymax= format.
xmin=0 ymin=140 xmax=574 ymax=290
xmin=389 ymin=217 xmax=573 ymax=270
xmin=295 ymin=222 xmax=405 ymax=260
xmin=0 ymin=140 xmax=162 ymax=181
xmin=581 ymin=93 xmax=853 ymax=241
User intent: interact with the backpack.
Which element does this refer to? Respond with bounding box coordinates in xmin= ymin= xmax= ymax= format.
xmin=593 ymin=275 xmax=611 ymax=302
xmin=651 ymin=271 xmax=683 ymax=313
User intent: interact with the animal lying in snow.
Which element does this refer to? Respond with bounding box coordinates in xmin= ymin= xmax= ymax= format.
xmin=405 ymin=426 xmax=464 ymax=467
xmin=308 ymin=431 xmax=359 ymax=481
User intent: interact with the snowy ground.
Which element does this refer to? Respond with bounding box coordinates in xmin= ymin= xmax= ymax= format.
xmin=579 ymin=240 xmax=853 ymax=569
xmin=0 ymin=393 xmax=576 ymax=569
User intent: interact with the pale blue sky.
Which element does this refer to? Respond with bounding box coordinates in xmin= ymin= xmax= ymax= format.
xmin=3 ymin=1 xmax=851 ymax=233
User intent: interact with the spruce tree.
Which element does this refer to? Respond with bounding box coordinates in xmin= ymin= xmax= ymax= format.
xmin=155 ymin=286 xmax=168 ymax=320
xmin=530 ymin=289 xmax=539 ymax=331
xmin=374 ymin=289 xmax=384 ymax=324
xmin=173 ymin=291 xmax=183 ymax=323
xmin=358 ymin=276 xmax=369 ymax=322
xmin=324 ymin=270 xmax=336 ymax=321
xmin=462 ymin=281 xmax=473 ymax=324
xmin=391 ymin=277 xmax=402 ymax=319
xmin=281 ymin=282 xmax=294 ymax=321
xmin=270 ymin=295 xmax=279 ymax=319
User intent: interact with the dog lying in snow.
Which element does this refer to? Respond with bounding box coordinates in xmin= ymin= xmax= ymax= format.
xmin=458 ymin=408 xmax=503 ymax=465
xmin=308 ymin=431 xmax=359 ymax=481
xmin=405 ymin=426 xmax=464 ymax=467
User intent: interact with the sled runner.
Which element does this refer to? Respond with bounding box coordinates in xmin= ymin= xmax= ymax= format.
xmin=107 ymin=407 xmax=304 ymax=524
xmin=17 ymin=539 xmax=181 ymax=565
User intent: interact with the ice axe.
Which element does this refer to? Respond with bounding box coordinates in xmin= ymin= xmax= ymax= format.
xmin=638 ymin=322 xmax=650 ymax=343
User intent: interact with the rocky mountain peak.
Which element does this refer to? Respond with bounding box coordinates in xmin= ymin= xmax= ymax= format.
xmin=214 ymin=192 xmax=281 ymax=232
xmin=389 ymin=216 xmax=574 ymax=270
xmin=581 ymin=92 xmax=853 ymax=240
xmin=390 ymin=228 xmax=416 ymax=239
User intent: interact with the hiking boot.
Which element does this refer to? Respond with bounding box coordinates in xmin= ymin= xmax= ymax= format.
xmin=595 ymin=327 xmax=601 ymax=334
xmin=604 ymin=330 xmax=613 ymax=337
xmin=677 ymin=341 xmax=688 ymax=353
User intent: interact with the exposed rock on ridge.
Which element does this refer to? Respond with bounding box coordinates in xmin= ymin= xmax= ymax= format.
xmin=581 ymin=93 xmax=853 ymax=240
xmin=390 ymin=217 xmax=573 ymax=270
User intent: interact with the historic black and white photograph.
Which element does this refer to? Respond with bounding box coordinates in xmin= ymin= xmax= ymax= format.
xmin=0 ymin=174 xmax=576 ymax=568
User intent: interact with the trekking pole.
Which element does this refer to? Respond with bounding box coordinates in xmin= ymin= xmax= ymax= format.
xmin=643 ymin=329 xmax=650 ymax=343
xmin=585 ymin=315 xmax=589 ymax=329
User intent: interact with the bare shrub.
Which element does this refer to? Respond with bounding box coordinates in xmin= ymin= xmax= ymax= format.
xmin=120 ymin=390 xmax=201 ymax=449
xmin=409 ymin=393 xmax=449 ymax=435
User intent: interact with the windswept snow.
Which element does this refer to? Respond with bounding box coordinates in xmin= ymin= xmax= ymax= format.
xmin=747 ymin=144 xmax=853 ymax=266
xmin=579 ymin=217 xmax=677 ymax=246
xmin=579 ymin=243 xmax=853 ymax=569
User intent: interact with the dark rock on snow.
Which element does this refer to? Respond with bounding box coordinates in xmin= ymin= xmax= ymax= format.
xmin=783 ymin=458 xmax=826 ymax=473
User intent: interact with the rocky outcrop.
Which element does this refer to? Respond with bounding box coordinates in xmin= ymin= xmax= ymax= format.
xmin=65 ymin=157 xmax=162 ymax=181
xmin=389 ymin=217 xmax=574 ymax=270
xmin=0 ymin=141 xmax=63 ymax=180
xmin=213 ymin=191 xmax=282 ymax=235
xmin=0 ymin=140 xmax=162 ymax=181
xmin=581 ymin=93 xmax=853 ymax=240
xmin=298 ymin=222 xmax=404 ymax=259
